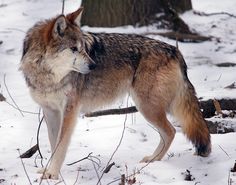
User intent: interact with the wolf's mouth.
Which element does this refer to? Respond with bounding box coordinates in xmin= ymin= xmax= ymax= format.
xmin=72 ymin=66 xmax=91 ymax=74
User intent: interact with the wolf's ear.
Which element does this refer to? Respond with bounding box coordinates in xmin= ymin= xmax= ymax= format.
xmin=67 ymin=7 xmax=83 ymax=27
xmin=53 ymin=15 xmax=67 ymax=38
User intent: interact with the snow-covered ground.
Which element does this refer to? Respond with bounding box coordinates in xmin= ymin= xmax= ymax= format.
xmin=0 ymin=0 xmax=235 ymax=184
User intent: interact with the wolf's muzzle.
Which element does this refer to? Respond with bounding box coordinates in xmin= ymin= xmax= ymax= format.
xmin=89 ymin=63 xmax=97 ymax=70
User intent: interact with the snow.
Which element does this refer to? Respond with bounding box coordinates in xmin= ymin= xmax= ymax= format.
xmin=0 ymin=0 xmax=236 ymax=184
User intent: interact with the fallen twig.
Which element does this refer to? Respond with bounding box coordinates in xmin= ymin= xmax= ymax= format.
xmin=20 ymin=144 xmax=39 ymax=158
xmin=193 ymin=10 xmax=236 ymax=19
xmin=200 ymin=99 xmax=236 ymax=118
xmin=72 ymin=169 xmax=80 ymax=185
xmin=85 ymin=106 xmax=137 ymax=117
xmin=4 ymin=100 xmax=38 ymax=115
xmin=1 ymin=76 xmax=38 ymax=115
xmin=218 ymin=145 xmax=230 ymax=158
xmin=96 ymin=96 xmax=130 ymax=185
xmin=0 ymin=93 xmax=6 ymax=101
xmin=85 ymin=99 xmax=236 ymax=119
xmin=184 ymin=169 xmax=194 ymax=181
xmin=87 ymin=158 xmax=101 ymax=169
xmin=90 ymin=156 xmax=102 ymax=185
xmin=4 ymin=74 xmax=24 ymax=117
xmin=119 ymin=174 xmax=125 ymax=185
xmin=230 ymin=160 xmax=236 ymax=172
xmin=142 ymin=31 xmax=212 ymax=43
xmin=213 ymin=99 xmax=223 ymax=115
xmin=216 ymin=63 xmax=236 ymax=67
xmin=96 ymin=113 xmax=127 ymax=185
xmin=62 ymin=0 xmax=65 ymax=14
xmin=206 ymin=120 xmax=234 ymax=134
xmin=67 ymin=152 xmax=93 ymax=166
xmin=107 ymin=123 xmax=166 ymax=185
xmin=228 ymin=170 xmax=232 ymax=185
xmin=225 ymin=82 xmax=236 ymax=89
xmin=103 ymin=162 xmax=115 ymax=174
xmin=59 ymin=172 xmax=67 ymax=185
xmin=37 ymin=114 xmax=44 ymax=160
xmin=39 ymin=140 xmax=63 ymax=185
xmin=17 ymin=149 xmax=33 ymax=185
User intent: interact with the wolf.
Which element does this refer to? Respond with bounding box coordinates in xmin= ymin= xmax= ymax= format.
xmin=20 ymin=7 xmax=211 ymax=179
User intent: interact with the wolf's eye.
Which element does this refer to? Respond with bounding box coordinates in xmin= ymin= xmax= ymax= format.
xmin=70 ymin=47 xmax=78 ymax=53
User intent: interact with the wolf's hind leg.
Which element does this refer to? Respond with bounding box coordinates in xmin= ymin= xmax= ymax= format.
xmin=137 ymin=104 xmax=176 ymax=162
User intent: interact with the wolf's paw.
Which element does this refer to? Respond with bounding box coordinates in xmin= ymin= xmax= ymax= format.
xmin=41 ymin=170 xmax=59 ymax=180
xmin=38 ymin=168 xmax=59 ymax=180
xmin=140 ymin=155 xmax=161 ymax=163
xmin=194 ymin=143 xmax=211 ymax=157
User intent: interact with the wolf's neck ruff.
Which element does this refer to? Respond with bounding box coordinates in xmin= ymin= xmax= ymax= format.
xmin=25 ymin=74 xmax=72 ymax=93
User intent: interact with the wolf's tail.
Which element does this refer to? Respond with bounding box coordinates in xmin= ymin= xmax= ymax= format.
xmin=171 ymin=58 xmax=211 ymax=157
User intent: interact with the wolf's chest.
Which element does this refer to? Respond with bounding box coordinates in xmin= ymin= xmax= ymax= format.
xmin=29 ymin=85 xmax=72 ymax=110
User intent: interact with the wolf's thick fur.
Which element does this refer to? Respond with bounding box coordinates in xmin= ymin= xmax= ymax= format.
xmin=20 ymin=8 xmax=211 ymax=179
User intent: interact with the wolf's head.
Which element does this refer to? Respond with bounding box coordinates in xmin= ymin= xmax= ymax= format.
xmin=21 ymin=7 xmax=96 ymax=84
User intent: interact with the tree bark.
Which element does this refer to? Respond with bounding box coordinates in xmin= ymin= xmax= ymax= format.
xmin=200 ymin=99 xmax=236 ymax=118
xmin=81 ymin=0 xmax=160 ymax=27
xmin=169 ymin=0 xmax=192 ymax=13
xmin=81 ymin=0 xmax=192 ymax=31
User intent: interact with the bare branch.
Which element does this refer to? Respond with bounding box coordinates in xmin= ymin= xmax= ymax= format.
xmin=17 ymin=149 xmax=33 ymax=185
xmin=230 ymin=161 xmax=236 ymax=172
xmin=96 ymin=96 xmax=130 ymax=185
xmin=67 ymin=152 xmax=93 ymax=166
xmin=213 ymin=99 xmax=223 ymax=115
xmin=0 ymin=93 xmax=6 ymax=101
xmin=20 ymin=144 xmax=38 ymax=158
xmin=218 ymin=145 xmax=230 ymax=158
xmin=72 ymin=169 xmax=80 ymax=185
xmin=119 ymin=174 xmax=125 ymax=185
xmin=225 ymin=82 xmax=236 ymax=89
xmin=1 ymin=75 xmax=38 ymax=115
xmin=39 ymin=140 xmax=63 ymax=185
xmin=142 ymin=31 xmax=212 ymax=43
xmin=59 ymin=172 xmax=67 ymax=185
xmin=54 ymin=180 xmax=65 ymax=185
xmin=103 ymin=162 xmax=115 ymax=174
xmin=85 ymin=106 xmax=137 ymax=117
xmin=228 ymin=171 xmax=232 ymax=185
xmin=84 ymin=99 xmax=236 ymax=119
xmin=90 ymin=156 xmax=102 ymax=185
xmin=193 ymin=10 xmax=236 ymax=19
xmin=3 ymin=74 xmax=24 ymax=117
xmin=87 ymin=158 xmax=101 ymax=169
xmin=107 ymin=123 xmax=166 ymax=185
xmin=4 ymin=100 xmax=39 ymax=115
xmin=62 ymin=0 xmax=65 ymax=14
xmin=37 ymin=114 xmax=44 ymax=160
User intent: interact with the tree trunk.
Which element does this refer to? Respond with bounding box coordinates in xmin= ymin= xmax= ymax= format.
xmin=81 ymin=0 xmax=192 ymax=29
xmin=169 ymin=0 xmax=192 ymax=13
xmin=81 ymin=0 xmax=159 ymax=27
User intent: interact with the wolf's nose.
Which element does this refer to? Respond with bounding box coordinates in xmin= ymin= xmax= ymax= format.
xmin=89 ymin=63 xmax=97 ymax=70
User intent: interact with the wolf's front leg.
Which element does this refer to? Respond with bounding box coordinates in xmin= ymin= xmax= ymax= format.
xmin=41 ymin=101 xmax=79 ymax=179
xmin=43 ymin=107 xmax=62 ymax=152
